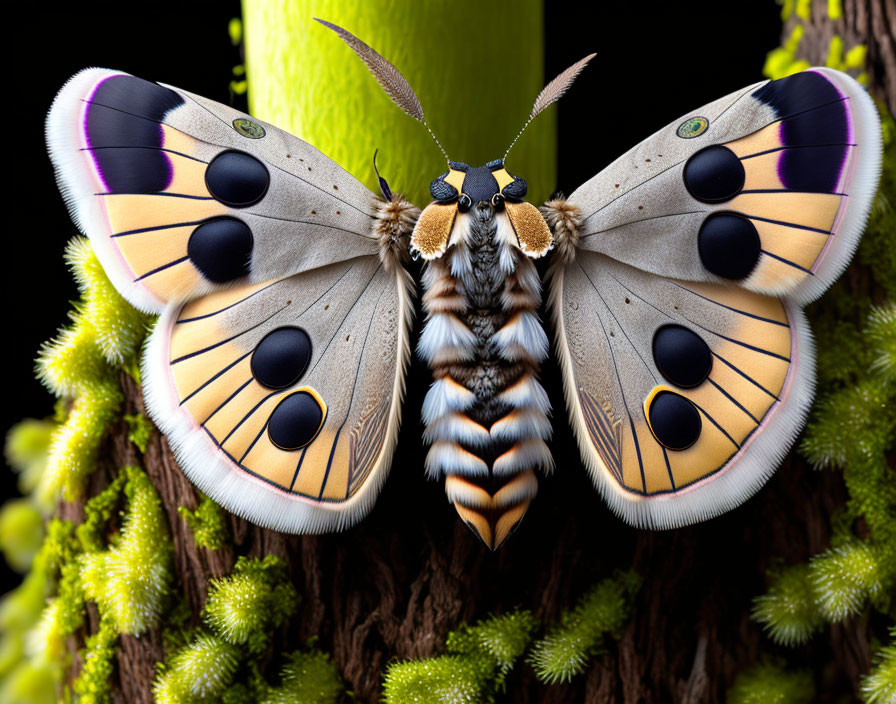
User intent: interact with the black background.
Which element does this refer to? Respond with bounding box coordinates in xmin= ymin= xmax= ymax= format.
xmin=4 ymin=4 xmax=779 ymax=591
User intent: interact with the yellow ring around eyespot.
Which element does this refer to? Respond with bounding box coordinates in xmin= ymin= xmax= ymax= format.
xmin=268 ymin=386 xmax=328 ymax=451
xmin=643 ymin=384 xmax=676 ymax=441
xmin=444 ymin=168 xmax=465 ymax=192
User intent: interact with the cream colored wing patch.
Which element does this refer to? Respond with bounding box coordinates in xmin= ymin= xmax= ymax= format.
xmin=569 ymin=68 xmax=881 ymax=305
xmin=46 ymin=68 xmax=379 ymax=313
xmin=549 ymin=251 xmax=813 ymax=529
xmin=144 ymin=255 xmax=413 ymax=533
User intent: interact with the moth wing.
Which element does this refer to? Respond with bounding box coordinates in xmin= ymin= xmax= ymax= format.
xmin=548 ymin=68 xmax=881 ymax=528
xmin=46 ymin=68 xmax=380 ymax=313
xmin=566 ymin=68 xmax=881 ymax=304
xmin=48 ymin=69 xmax=416 ymax=532
xmin=144 ymin=256 xmax=413 ymax=533
xmin=549 ymin=253 xmax=811 ymax=528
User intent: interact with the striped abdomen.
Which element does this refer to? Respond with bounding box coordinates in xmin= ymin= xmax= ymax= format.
xmin=418 ymin=207 xmax=552 ymax=549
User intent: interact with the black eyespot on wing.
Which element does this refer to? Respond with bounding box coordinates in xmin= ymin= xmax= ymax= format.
xmin=85 ymin=75 xmax=185 ymax=193
xmin=251 ymin=327 xmax=312 ymax=390
xmin=648 ymin=391 xmax=702 ymax=450
xmin=267 ymin=391 xmax=324 ymax=450
xmin=652 ymin=325 xmax=712 ymax=388
xmin=683 ymin=146 xmax=745 ymax=203
xmin=430 ymin=177 xmax=458 ymax=202
xmin=752 ymin=70 xmax=842 ymax=120
xmin=188 ymin=218 xmax=253 ymax=283
xmin=698 ymin=213 xmax=761 ymax=280
xmin=205 ymin=150 xmax=270 ymax=207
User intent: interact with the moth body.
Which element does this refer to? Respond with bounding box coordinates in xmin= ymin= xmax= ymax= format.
xmin=413 ymin=163 xmax=554 ymax=549
xmin=44 ymin=21 xmax=881 ymax=546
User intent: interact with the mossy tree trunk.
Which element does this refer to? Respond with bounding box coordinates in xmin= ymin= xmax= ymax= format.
xmin=57 ymin=1 xmax=894 ymax=702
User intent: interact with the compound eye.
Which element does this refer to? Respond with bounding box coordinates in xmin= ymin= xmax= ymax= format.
xmin=458 ymin=193 xmax=473 ymax=212
xmin=430 ymin=177 xmax=458 ymax=202
xmin=490 ymin=192 xmax=505 ymax=209
xmin=502 ymin=177 xmax=528 ymax=201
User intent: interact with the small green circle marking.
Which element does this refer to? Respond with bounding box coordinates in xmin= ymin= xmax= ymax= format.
xmin=676 ymin=116 xmax=709 ymax=139
xmin=233 ymin=118 xmax=266 ymax=139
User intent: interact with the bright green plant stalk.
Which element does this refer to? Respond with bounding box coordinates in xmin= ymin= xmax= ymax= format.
xmin=242 ymin=0 xmax=555 ymax=207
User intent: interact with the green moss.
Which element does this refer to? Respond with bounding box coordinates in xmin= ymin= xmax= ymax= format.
xmin=178 ymin=495 xmax=229 ymax=550
xmin=0 ymin=500 xmax=44 ymax=572
xmin=529 ymin=570 xmax=642 ymax=683
xmin=72 ymin=616 xmax=117 ymax=704
xmin=862 ymin=628 xmax=896 ymax=703
xmin=4 ymin=419 xmax=55 ymax=496
xmin=204 ymin=556 xmax=298 ymax=653
xmin=66 ymin=237 xmax=152 ymax=366
xmin=124 ymin=413 xmax=154 ymax=454
xmin=261 ymin=650 xmax=344 ymax=704
xmin=727 ymin=661 xmax=814 ymax=704
xmin=80 ymin=466 xmax=173 ymax=635
xmin=0 ymin=659 xmax=57 ymax=704
xmin=154 ymin=634 xmax=242 ymax=703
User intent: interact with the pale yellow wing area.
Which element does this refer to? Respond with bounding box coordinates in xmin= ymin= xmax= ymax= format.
xmin=549 ymin=251 xmax=813 ymax=529
xmin=144 ymin=255 xmax=413 ymax=533
xmin=569 ymin=68 xmax=881 ymax=306
xmin=47 ymin=68 xmax=379 ymax=313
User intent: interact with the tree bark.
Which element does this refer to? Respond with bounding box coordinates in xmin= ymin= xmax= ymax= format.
xmin=61 ymin=1 xmax=895 ymax=702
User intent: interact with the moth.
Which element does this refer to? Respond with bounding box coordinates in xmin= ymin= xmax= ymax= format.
xmin=46 ymin=20 xmax=881 ymax=549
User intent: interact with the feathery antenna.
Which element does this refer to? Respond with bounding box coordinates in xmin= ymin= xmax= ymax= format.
xmin=315 ymin=18 xmax=449 ymax=162
xmin=504 ymin=53 xmax=596 ymax=160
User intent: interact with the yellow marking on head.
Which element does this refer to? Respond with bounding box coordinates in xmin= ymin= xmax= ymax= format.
xmin=444 ymin=168 xmax=465 ymax=193
xmin=505 ymin=202 xmax=553 ymax=258
xmin=492 ymin=167 xmax=514 ymax=191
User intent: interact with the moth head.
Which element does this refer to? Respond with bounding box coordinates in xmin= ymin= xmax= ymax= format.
xmin=429 ymin=159 xmax=528 ymax=212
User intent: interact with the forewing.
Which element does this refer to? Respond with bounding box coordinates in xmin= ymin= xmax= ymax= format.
xmin=144 ymin=255 xmax=413 ymax=533
xmin=568 ymin=68 xmax=881 ymax=304
xmin=549 ymin=252 xmax=811 ymax=529
xmin=47 ymin=68 xmax=380 ymax=313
